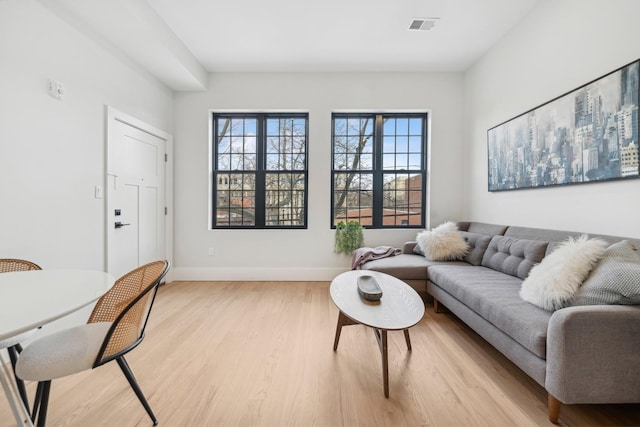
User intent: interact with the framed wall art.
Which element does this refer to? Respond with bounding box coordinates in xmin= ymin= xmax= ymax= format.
xmin=488 ymin=59 xmax=639 ymax=191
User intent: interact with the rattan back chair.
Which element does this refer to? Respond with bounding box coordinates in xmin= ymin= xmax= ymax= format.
xmin=89 ymin=260 xmax=168 ymax=364
xmin=0 ymin=258 xmax=42 ymax=409
xmin=0 ymin=259 xmax=41 ymax=273
xmin=17 ymin=260 xmax=170 ymax=427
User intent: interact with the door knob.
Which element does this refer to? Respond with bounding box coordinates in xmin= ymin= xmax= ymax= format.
xmin=114 ymin=222 xmax=131 ymax=229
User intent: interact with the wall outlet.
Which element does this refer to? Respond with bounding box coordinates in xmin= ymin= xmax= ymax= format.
xmin=208 ymin=247 xmax=215 ymax=256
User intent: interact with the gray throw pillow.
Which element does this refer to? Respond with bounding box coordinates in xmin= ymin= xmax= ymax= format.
xmin=460 ymin=231 xmax=492 ymax=266
xmin=412 ymin=241 xmax=425 ymax=256
xmin=571 ymin=241 xmax=640 ymax=306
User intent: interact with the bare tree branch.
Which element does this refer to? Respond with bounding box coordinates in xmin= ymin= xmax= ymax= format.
xmin=334 ymin=118 xmax=372 ymax=212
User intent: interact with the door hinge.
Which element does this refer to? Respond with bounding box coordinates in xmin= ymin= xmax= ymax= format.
xmin=165 ymin=207 xmax=168 ymax=215
xmin=165 ymin=153 xmax=168 ymax=162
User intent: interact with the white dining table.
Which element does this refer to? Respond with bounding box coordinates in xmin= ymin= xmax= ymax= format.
xmin=0 ymin=269 xmax=115 ymax=426
xmin=0 ymin=270 xmax=115 ymax=341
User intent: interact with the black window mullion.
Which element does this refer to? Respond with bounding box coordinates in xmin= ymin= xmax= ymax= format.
xmin=372 ymin=114 xmax=384 ymax=228
xmin=254 ymin=114 xmax=266 ymax=227
xmin=212 ymin=117 xmax=219 ymax=226
xmin=420 ymin=115 xmax=427 ymax=227
xmin=302 ymin=117 xmax=309 ymax=228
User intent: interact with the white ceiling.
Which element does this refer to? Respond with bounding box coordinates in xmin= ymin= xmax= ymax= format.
xmin=41 ymin=0 xmax=540 ymax=90
xmin=147 ymin=0 xmax=539 ymax=73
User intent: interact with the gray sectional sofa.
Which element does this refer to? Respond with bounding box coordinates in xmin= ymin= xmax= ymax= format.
xmin=361 ymin=221 xmax=640 ymax=424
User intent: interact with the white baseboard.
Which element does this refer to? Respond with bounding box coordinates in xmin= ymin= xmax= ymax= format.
xmin=171 ymin=267 xmax=349 ymax=282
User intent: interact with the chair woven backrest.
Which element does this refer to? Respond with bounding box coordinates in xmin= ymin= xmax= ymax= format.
xmin=0 ymin=259 xmax=41 ymax=273
xmin=89 ymin=260 xmax=169 ymax=364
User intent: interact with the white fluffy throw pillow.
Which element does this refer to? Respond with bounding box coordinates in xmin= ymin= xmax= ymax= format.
xmin=416 ymin=221 xmax=469 ymax=261
xmin=519 ymin=235 xmax=608 ymax=311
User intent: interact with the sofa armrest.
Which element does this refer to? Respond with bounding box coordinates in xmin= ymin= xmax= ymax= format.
xmin=403 ymin=241 xmax=417 ymax=254
xmin=546 ymin=304 xmax=640 ymax=404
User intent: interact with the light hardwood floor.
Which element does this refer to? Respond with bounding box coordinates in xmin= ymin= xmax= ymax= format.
xmin=2 ymin=281 xmax=639 ymax=426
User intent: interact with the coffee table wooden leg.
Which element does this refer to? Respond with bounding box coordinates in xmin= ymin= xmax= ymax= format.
xmin=404 ymin=329 xmax=412 ymax=351
xmin=373 ymin=328 xmax=390 ymax=398
xmin=333 ymin=311 xmax=358 ymax=351
xmin=333 ymin=311 xmax=345 ymax=350
xmin=381 ymin=330 xmax=389 ymax=398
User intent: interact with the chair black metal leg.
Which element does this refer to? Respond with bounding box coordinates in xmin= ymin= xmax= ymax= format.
xmin=35 ymin=380 xmax=51 ymax=427
xmin=31 ymin=382 xmax=44 ymax=422
xmin=116 ymin=356 xmax=158 ymax=425
xmin=7 ymin=345 xmax=30 ymax=410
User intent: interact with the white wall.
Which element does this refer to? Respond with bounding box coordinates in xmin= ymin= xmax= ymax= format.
xmin=173 ymin=72 xmax=464 ymax=280
xmin=0 ymin=0 xmax=173 ymax=268
xmin=463 ymin=0 xmax=640 ymax=238
xmin=0 ymin=0 xmax=173 ymax=329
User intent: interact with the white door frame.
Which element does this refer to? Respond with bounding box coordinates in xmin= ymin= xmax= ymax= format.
xmin=105 ymin=106 xmax=173 ymax=281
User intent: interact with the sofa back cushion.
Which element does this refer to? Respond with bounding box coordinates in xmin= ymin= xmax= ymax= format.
xmin=460 ymin=231 xmax=492 ymax=266
xmin=481 ymin=236 xmax=548 ymax=279
xmin=458 ymin=222 xmax=508 ymax=236
xmin=505 ymin=225 xmax=640 ymax=256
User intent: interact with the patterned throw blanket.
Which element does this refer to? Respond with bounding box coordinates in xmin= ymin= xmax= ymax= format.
xmin=351 ymin=246 xmax=402 ymax=270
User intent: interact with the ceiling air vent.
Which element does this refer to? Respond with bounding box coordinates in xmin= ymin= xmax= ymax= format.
xmin=409 ymin=18 xmax=439 ymax=31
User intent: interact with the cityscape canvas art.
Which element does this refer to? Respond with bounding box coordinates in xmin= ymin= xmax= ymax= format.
xmin=488 ymin=60 xmax=640 ymax=191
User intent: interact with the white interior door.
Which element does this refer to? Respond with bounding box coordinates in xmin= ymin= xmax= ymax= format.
xmin=106 ymin=108 xmax=169 ymax=279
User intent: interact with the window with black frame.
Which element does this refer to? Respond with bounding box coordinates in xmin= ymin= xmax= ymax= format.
xmin=212 ymin=113 xmax=308 ymax=229
xmin=331 ymin=113 xmax=427 ymax=229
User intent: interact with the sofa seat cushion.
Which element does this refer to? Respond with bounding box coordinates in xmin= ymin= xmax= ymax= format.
xmin=428 ymin=265 xmax=552 ymax=358
xmin=362 ymin=254 xmax=470 ymax=280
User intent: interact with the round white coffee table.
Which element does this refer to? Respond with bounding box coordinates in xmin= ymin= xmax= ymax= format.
xmin=330 ymin=270 xmax=425 ymax=397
